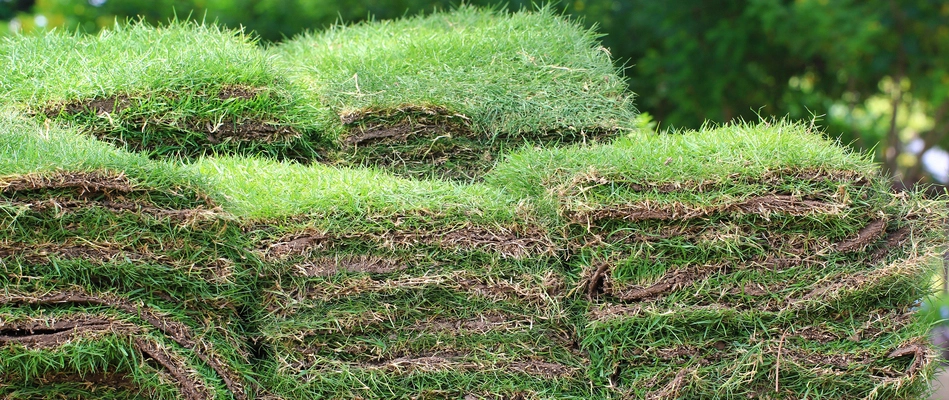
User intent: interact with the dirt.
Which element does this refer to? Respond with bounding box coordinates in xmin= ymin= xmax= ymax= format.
xmin=358 ymin=351 xmax=577 ymax=378
xmin=9 ymin=198 xmax=220 ymax=222
xmin=1 ymin=290 xmax=247 ymax=400
xmin=571 ymin=195 xmax=842 ymax=226
xmin=194 ymin=118 xmax=297 ymax=143
xmin=887 ymin=340 xmax=929 ymax=377
xmin=583 ymin=260 xmax=611 ymax=297
xmin=0 ymin=315 xmax=208 ymax=399
xmin=44 ymin=95 xmax=133 ymax=117
xmin=340 ymin=105 xmax=472 ymax=144
xmin=133 ymin=337 xmax=210 ymax=400
xmin=291 ymin=270 xmax=562 ymax=306
xmin=0 ymin=316 xmax=134 ymax=349
xmin=405 ymin=312 xmax=532 ymax=335
xmin=645 ymin=366 xmax=695 ymax=400
xmin=565 ymin=167 xmax=870 ymax=196
xmin=27 ymin=371 xmax=140 ymax=392
xmin=290 ymin=254 xmax=407 ymax=277
xmin=265 ymin=224 xmax=555 ymax=260
xmin=1 ymin=171 xmax=135 ymax=198
xmin=836 ymin=219 xmax=887 ymax=252
xmin=869 ymin=226 xmax=912 ymax=264
xmin=216 ymin=85 xmax=264 ymax=101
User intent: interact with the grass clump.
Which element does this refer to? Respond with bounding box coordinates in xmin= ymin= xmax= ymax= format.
xmin=0 ymin=22 xmax=335 ymax=161
xmin=273 ymin=5 xmax=636 ymax=180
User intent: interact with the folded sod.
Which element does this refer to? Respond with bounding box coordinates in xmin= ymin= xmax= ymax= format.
xmin=272 ymin=6 xmax=636 ymax=180
xmin=486 ymin=120 xmax=945 ymax=398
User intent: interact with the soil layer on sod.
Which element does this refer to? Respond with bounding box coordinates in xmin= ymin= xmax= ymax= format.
xmin=1 ymin=9 xmax=946 ymax=399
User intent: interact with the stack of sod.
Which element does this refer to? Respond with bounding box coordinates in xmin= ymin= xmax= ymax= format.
xmin=272 ymin=6 xmax=636 ymax=180
xmin=0 ymin=113 xmax=256 ymax=399
xmin=485 ymin=120 xmax=946 ymax=399
xmin=192 ymin=156 xmax=595 ymax=398
xmin=0 ymin=7 xmax=635 ymax=181
xmin=0 ymin=22 xmax=336 ymax=161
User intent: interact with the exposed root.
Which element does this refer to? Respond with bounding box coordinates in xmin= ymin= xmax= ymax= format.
xmin=7 ymin=198 xmax=221 ymax=222
xmin=190 ymin=119 xmax=297 ymax=143
xmin=404 ymin=312 xmax=541 ymax=335
xmin=19 ymin=370 xmax=139 ymax=392
xmin=869 ymin=227 xmax=912 ymax=264
xmin=569 ymin=195 xmax=843 ymax=226
xmin=264 ymin=224 xmax=555 ymax=260
xmin=133 ymin=337 xmax=210 ymax=400
xmin=586 ymin=304 xmax=643 ymax=322
xmin=0 ymin=240 xmax=236 ymax=285
xmin=1 ymin=290 xmax=247 ymax=400
xmin=0 ymin=316 xmax=136 ymax=349
xmin=357 ymin=351 xmax=578 ymax=379
xmin=0 ymin=315 xmax=208 ymax=399
xmin=1 ymin=171 xmax=135 ymax=197
xmin=562 ymin=167 xmax=871 ymax=195
xmin=836 ymin=219 xmax=887 ymax=252
xmin=609 ymin=265 xmax=720 ymax=302
xmin=42 ymin=93 xmax=296 ymax=143
xmin=645 ymin=366 xmax=695 ymax=400
xmin=290 ymin=255 xmax=407 ymax=277
xmin=583 ymin=255 xmax=804 ymax=303
xmin=283 ymin=270 xmax=563 ymax=306
xmin=340 ymin=105 xmax=473 ymax=145
xmin=887 ymin=340 xmax=931 ymax=377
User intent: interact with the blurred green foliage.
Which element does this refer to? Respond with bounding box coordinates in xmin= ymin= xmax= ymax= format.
xmin=5 ymin=0 xmax=949 ymax=185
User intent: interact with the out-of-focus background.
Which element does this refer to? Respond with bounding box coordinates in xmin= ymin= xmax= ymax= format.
xmin=3 ymin=0 xmax=949 ymax=392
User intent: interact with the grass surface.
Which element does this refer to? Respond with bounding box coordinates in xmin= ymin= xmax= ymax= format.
xmin=0 ymin=10 xmax=945 ymax=399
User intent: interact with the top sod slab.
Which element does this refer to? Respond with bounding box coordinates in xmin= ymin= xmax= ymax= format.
xmin=0 ymin=7 xmax=635 ymax=180
xmin=0 ymin=23 xmax=336 ymax=161
xmin=273 ymin=6 xmax=634 ymax=137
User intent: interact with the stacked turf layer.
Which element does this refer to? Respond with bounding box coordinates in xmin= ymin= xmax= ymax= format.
xmin=485 ymin=121 xmax=945 ymax=399
xmin=0 ymin=22 xmax=336 ymax=161
xmin=272 ymin=6 xmax=637 ymax=180
xmin=0 ymin=113 xmax=257 ymax=399
xmin=192 ymin=156 xmax=595 ymax=398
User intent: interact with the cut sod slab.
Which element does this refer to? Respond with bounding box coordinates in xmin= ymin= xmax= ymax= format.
xmin=0 ymin=23 xmax=336 ymax=160
xmin=273 ymin=6 xmax=636 ymax=180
